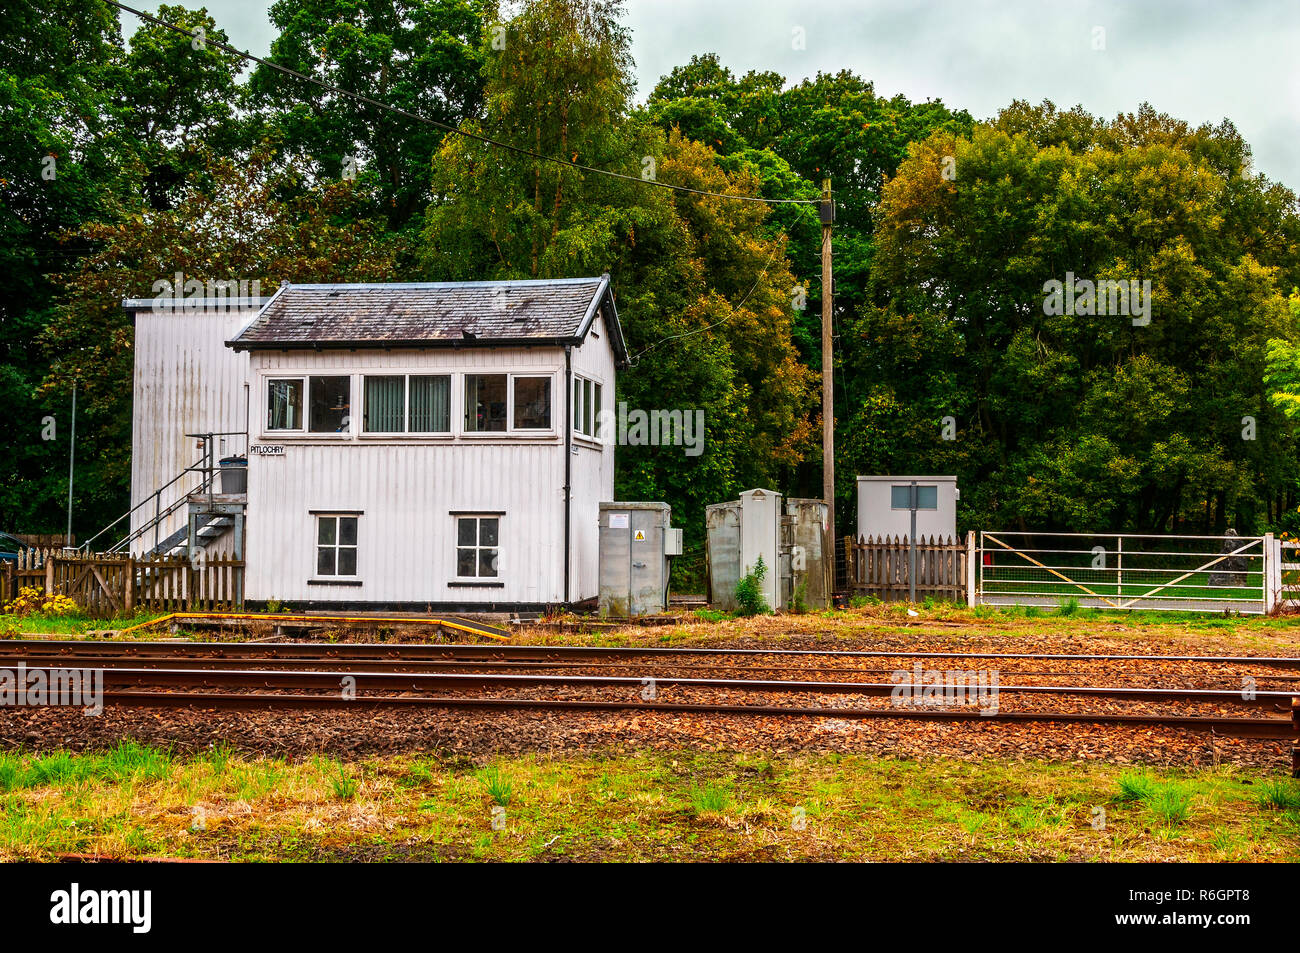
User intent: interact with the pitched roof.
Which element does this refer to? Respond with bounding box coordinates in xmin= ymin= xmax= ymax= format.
xmin=226 ymin=275 xmax=627 ymax=365
xmin=122 ymin=297 xmax=272 ymax=312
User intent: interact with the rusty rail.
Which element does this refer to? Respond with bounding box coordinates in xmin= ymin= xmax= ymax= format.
xmin=50 ymin=691 xmax=1297 ymax=741
xmin=2 ymin=639 xmax=1299 ymax=666
xmin=5 ymin=663 xmax=1297 ymax=711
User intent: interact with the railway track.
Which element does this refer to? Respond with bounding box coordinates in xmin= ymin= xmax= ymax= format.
xmin=4 ymin=639 xmax=1299 ymax=665
xmin=2 ymin=639 xmax=1298 ymax=686
xmin=1 ymin=640 xmax=1297 ymax=770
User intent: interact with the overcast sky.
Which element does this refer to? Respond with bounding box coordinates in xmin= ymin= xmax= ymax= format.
xmin=118 ymin=0 xmax=1300 ymax=188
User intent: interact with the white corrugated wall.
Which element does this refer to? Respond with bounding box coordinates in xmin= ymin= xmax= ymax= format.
xmin=128 ymin=307 xmax=253 ymax=553
xmin=245 ymin=342 xmax=614 ymax=605
xmin=569 ymin=309 xmax=618 ymax=601
xmin=245 ymin=442 xmax=566 ymax=604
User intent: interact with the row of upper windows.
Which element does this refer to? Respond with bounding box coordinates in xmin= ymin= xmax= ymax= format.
xmin=314 ymin=513 xmax=498 ymax=582
xmin=266 ymin=372 xmax=603 ymax=437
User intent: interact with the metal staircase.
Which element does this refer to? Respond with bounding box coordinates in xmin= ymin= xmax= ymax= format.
xmin=81 ymin=431 xmax=246 ymax=560
xmin=147 ymin=514 xmax=237 ymax=559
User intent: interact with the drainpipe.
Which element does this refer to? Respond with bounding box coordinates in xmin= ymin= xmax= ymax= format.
xmin=564 ymin=345 xmax=573 ymax=605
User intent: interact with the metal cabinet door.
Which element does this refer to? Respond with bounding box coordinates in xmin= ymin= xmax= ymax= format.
xmin=628 ymin=508 xmax=665 ymax=616
xmin=598 ymin=511 xmax=632 ymax=617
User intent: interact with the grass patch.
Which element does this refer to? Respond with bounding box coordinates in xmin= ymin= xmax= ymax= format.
xmin=1148 ymin=786 xmax=1193 ymax=827
xmin=0 ymin=609 xmax=169 ymax=637
xmin=1114 ymin=772 xmax=1156 ymax=803
xmin=0 ymin=748 xmax=1295 ymax=862
xmin=206 ymin=742 xmax=234 ymax=775
xmin=689 ymin=782 xmax=733 ymax=815
xmin=328 ymin=766 xmax=359 ymax=801
xmin=477 ymin=764 xmax=514 ymax=807
xmin=101 ymin=741 xmax=172 ymax=783
xmin=692 ymin=608 xmax=732 ymax=623
xmin=1256 ymin=780 xmax=1300 ymax=812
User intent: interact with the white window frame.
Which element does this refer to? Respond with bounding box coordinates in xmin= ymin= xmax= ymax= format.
xmin=462 ymin=372 xmax=509 ymax=435
xmin=260 ymin=368 xmax=563 ymax=441
xmin=509 ymin=373 xmax=555 ymax=432
xmin=462 ymin=372 xmax=557 ymax=437
xmin=266 ymin=376 xmax=306 ymax=434
xmin=572 ymin=374 xmax=603 ymax=440
xmin=360 ymin=373 xmax=453 ymax=436
xmin=262 ymin=373 xmax=354 ymax=439
xmin=453 ymin=513 xmax=502 ymax=580
xmin=308 ymin=374 xmax=354 ymax=435
xmin=313 ymin=513 xmax=360 ymax=579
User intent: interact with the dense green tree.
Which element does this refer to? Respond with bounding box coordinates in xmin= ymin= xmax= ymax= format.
xmin=0 ymin=0 xmax=128 ymax=533
xmin=114 ymin=4 xmax=246 ymax=211
xmin=644 ymin=56 xmax=976 ymax=501
xmin=40 ymin=154 xmax=403 ymax=535
xmin=1265 ymin=293 xmax=1300 ymax=418
xmin=248 ymin=0 xmax=487 ymax=232
xmin=858 ymin=102 xmax=1300 ymax=534
xmin=421 ymin=0 xmax=816 ymax=552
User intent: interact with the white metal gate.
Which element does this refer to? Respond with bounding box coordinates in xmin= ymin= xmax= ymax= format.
xmin=977 ymin=532 xmax=1276 ymax=614
xmin=1278 ymin=538 xmax=1300 ymax=612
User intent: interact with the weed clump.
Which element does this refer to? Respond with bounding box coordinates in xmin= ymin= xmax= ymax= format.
xmin=735 ymin=556 xmax=771 ymax=617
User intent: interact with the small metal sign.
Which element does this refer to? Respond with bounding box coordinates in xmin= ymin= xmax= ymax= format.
xmin=250 ymin=444 xmax=285 ymax=456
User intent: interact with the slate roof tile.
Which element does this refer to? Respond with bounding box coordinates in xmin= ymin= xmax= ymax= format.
xmin=228 ymin=277 xmax=624 ymax=363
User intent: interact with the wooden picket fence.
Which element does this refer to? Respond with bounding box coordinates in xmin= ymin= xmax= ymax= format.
xmin=1 ymin=546 xmax=54 ymax=606
xmin=2 ymin=548 xmax=243 ymax=618
xmin=843 ymin=535 xmax=967 ymax=602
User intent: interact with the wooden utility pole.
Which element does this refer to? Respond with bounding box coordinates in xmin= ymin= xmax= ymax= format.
xmin=66 ymin=380 xmax=76 ymax=548
xmin=820 ymin=179 xmax=836 ymax=555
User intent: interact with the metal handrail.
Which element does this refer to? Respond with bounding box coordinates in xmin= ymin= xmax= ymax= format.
xmin=79 ymin=431 xmax=246 ymax=555
xmin=184 ymin=431 xmax=247 ymax=514
xmin=78 ymin=463 xmax=205 ymax=553
xmin=103 ymin=469 xmax=217 ymax=555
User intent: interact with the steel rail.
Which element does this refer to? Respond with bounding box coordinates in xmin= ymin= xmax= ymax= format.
xmin=6 ymin=665 xmax=1296 ymax=710
xmin=72 ymin=690 xmax=1300 ymax=740
xmin=2 ymin=640 xmax=1298 ymax=667
xmin=3 ymin=653 xmax=1296 ymax=684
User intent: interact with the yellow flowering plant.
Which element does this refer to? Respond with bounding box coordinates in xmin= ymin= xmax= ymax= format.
xmin=2 ymin=586 xmax=80 ymax=617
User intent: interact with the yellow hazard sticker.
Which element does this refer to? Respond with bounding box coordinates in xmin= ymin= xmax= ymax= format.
xmin=634 ymin=530 xmax=646 ymax=541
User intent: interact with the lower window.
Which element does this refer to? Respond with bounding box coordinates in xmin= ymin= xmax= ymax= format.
xmin=456 ymin=516 xmax=499 ymax=578
xmin=317 ymin=515 xmax=358 ymax=576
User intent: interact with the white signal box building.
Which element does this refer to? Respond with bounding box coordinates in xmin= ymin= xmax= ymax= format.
xmin=122 ymin=276 xmax=627 ymax=612
xmin=856 ymin=475 xmax=959 ymax=540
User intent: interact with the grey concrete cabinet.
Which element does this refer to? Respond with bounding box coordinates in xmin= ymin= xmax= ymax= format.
xmin=598 ymin=502 xmax=675 ymax=617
